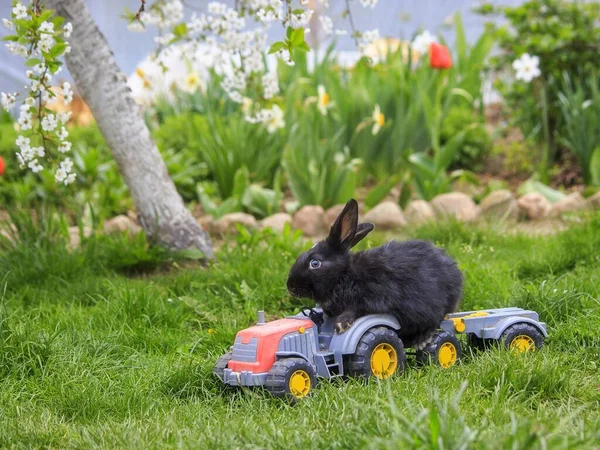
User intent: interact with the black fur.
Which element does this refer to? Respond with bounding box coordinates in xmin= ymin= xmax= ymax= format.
xmin=286 ymin=199 xmax=463 ymax=347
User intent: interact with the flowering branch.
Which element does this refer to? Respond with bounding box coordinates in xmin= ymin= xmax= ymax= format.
xmin=1 ymin=1 xmax=75 ymax=184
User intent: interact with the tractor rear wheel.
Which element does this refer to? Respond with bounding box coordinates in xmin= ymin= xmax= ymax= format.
xmin=347 ymin=326 xmax=405 ymax=380
xmin=265 ymin=358 xmax=317 ymax=401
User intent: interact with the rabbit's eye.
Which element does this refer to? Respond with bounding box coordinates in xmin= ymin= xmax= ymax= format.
xmin=309 ymin=259 xmax=321 ymax=269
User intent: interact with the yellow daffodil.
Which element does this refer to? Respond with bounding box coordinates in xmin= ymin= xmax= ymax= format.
xmin=182 ymin=72 xmax=202 ymax=93
xmin=372 ymin=104 xmax=385 ymax=135
xmin=317 ymin=84 xmax=331 ymax=116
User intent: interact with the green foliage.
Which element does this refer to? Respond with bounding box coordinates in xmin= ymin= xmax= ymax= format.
xmin=479 ymin=0 xmax=600 ymax=166
xmin=557 ymin=73 xmax=600 ymax=185
xmin=441 ymin=107 xmax=492 ymax=170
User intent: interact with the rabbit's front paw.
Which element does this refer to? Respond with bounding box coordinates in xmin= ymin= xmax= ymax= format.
xmin=335 ymin=312 xmax=356 ymax=334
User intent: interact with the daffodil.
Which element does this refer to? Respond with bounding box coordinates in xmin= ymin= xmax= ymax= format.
xmin=317 ymin=85 xmax=331 ymax=116
xmin=181 ymin=72 xmax=203 ymax=93
xmin=512 ymin=53 xmax=541 ymax=83
xmin=372 ymin=104 xmax=385 ymax=135
xmin=264 ymin=105 xmax=285 ymax=133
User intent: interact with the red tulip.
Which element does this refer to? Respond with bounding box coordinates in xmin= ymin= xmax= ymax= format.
xmin=430 ymin=42 xmax=452 ymax=69
xmin=0 ymin=156 xmax=4 ymax=176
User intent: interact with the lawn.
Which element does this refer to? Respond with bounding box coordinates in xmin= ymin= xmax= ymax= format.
xmin=1 ymin=213 xmax=599 ymax=449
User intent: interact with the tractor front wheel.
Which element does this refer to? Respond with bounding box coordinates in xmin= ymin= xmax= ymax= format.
xmin=501 ymin=323 xmax=544 ymax=352
xmin=265 ymin=358 xmax=317 ymax=401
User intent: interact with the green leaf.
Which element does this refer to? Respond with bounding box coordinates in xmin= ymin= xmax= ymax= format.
xmin=434 ymin=130 xmax=466 ymax=172
xmin=232 ymin=166 xmax=250 ymax=199
xmin=39 ymin=9 xmax=54 ymax=23
xmin=286 ymin=27 xmax=293 ymax=40
xmin=1 ymin=35 xmax=19 ymax=42
xmin=408 ymin=153 xmax=437 ymax=178
xmin=296 ymin=41 xmax=310 ymax=53
xmin=173 ymin=23 xmax=187 ymax=37
xmin=175 ymin=248 xmax=205 ymax=260
xmin=290 ymin=28 xmax=305 ymax=46
xmin=52 ymin=16 xmax=65 ymax=28
xmin=50 ymin=42 xmax=67 ymax=57
xmin=590 ymin=147 xmax=600 ymax=186
xmin=365 ymin=175 xmax=401 ymax=209
xmin=517 ymin=179 xmax=567 ymax=204
xmin=454 ymin=12 xmax=467 ymax=65
xmin=25 ymin=58 xmax=43 ymax=67
xmin=268 ymin=41 xmax=285 ymax=54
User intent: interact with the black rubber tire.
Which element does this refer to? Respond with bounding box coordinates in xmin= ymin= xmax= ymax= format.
xmin=467 ymin=333 xmax=493 ymax=351
xmin=500 ymin=323 xmax=544 ymax=352
xmin=212 ymin=352 xmax=232 ymax=379
xmin=265 ymin=358 xmax=317 ymax=401
xmin=347 ymin=326 xmax=405 ymax=379
xmin=415 ymin=331 xmax=462 ymax=368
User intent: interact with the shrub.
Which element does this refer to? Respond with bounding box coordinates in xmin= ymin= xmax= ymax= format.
xmin=441 ymin=107 xmax=492 ymax=171
xmin=479 ymin=0 xmax=600 ymax=165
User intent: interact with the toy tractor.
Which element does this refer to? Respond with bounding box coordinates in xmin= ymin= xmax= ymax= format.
xmin=213 ymin=307 xmax=547 ymax=400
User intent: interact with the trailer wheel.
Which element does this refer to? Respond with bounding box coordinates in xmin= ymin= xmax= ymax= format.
xmin=501 ymin=323 xmax=544 ymax=352
xmin=212 ymin=352 xmax=232 ymax=380
xmin=347 ymin=326 xmax=405 ymax=380
xmin=265 ymin=358 xmax=317 ymax=401
xmin=416 ymin=331 xmax=462 ymax=368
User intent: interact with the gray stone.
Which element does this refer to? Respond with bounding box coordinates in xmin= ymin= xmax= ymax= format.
xmin=292 ymin=205 xmax=326 ymax=237
xmin=586 ymin=191 xmax=600 ymax=210
xmin=517 ymin=193 xmax=552 ymax=220
xmin=363 ymin=201 xmax=406 ymax=230
xmin=404 ymin=200 xmax=435 ymax=225
xmin=214 ymin=212 xmax=257 ymax=235
xmin=68 ymin=226 xmax=92 ymax=249
xmin=431 ymin=192 xmax=478 ymax=222
xmin=104 ymin=215 xmax=142 ymax=234
xmin=552 ymin=192 xmax=586 ymax=215
xmin=260 ymin=213 xmax=292 ymax=232
xmin=479 ymin=189 xmax=519 ymax=221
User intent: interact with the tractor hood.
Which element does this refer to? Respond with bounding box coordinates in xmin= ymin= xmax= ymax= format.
xmin=228 ymin=318 xmax=314 ymax=373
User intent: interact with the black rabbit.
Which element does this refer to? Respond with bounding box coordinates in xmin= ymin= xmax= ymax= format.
xmin=287 ymin=199 xmax=463 ymax=349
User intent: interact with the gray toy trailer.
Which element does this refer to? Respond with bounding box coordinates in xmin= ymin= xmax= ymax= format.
xmin=213 ymin=307 xmax=547 ymax=400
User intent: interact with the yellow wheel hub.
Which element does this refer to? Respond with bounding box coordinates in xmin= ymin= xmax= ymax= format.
xmin=289 ymin=370 xmax=311 ymax=398
xmin=438 ymin=342 xmax=458 ymax=368
xmin=370 ymin=343 xmax=398 ymax=379
xmin=510 ymin=335 xmax=535 ymax=353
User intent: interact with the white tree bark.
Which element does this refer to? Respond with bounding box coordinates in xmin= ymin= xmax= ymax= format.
xmin=46 ymin=0 xmax=214 ymax=258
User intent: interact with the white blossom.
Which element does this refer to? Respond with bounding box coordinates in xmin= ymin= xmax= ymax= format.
xmin=262 ymin=105 xmax=285 ymax=133
xmin=57 ymin=126 xmax=69 ymax=141
xmin=2 ymin=18 xmax=14 ymax=30
xmin=411 ymin=30 xmax=436 ymax=54
xmin=12 ymin=3 xmax=27 ymax=20
xmin=58 ymin=141 xmax=72 ymax=153
xmin=262 ymin=71 xmax=279 ymax=99
xmin=62 ymin=82 xmax=73 ymax=104
xmin=58 ymin=111 xmax=72 ymax=124
xmin=359 ymin=29 xmax=380 ymax=55
xmin=371 ymin=104 xmax=384 ymax=135
xmin=1 ymin=92 xmax=17 ymax=111
xmin=128 ymin=21 xmax=145 ymax=32
xmin=63 ymin=22 xmax=73 ymax=38
xmin=513 ymin=53 xmax=541 ymax=83
xmin=320 ymin=16 xmax=333 ymax=35
xmin=32 ymin=146 xmax=45 ymax=158
xmin=360 ymin=0 xmax=378 ymax=8
xmin=41 ymin=113 xmax=58 ymax=131
xmin=6 ymin=42 xmax=28 ymax=56
xmin=28 ymin=159 xmax=43 ymax=173
xmin=317 ymin=85 xmax=331 ymax=116
xmin=18 ymin=109 xmax=33 ymax=130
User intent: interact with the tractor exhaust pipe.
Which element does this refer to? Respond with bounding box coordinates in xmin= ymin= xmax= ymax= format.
xmin=257 ymin=310 xmax=266 ymax=325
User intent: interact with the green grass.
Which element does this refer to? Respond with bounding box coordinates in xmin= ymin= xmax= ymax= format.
xmin=1 ymin=213 xmax=600 ymax=449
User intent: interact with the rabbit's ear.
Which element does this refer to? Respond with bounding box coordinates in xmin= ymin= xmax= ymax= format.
xmin=350 ymin=223 xmax=374 ymax=248
xmin=327 ymin=199 xmax=358 ymax=251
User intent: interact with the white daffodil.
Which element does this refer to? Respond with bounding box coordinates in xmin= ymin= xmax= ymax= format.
xmin=317 ymin=85 xmax=331 ymax=116
xmin=411 ymin=30 xmax=436 ymax=54
xmin=181 ymin=72 xmax=203 ymax=93
xmin=263 ymin=105 xmax=285 ymax=133
xmin=512 ymin=53 xmax=541 ymax=83
xmin=371 ymin=104 xmax=385 ymax=135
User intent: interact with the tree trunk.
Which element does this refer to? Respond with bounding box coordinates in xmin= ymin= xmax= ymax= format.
xmin=46 ymin=0 xmax=214 ymax=258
